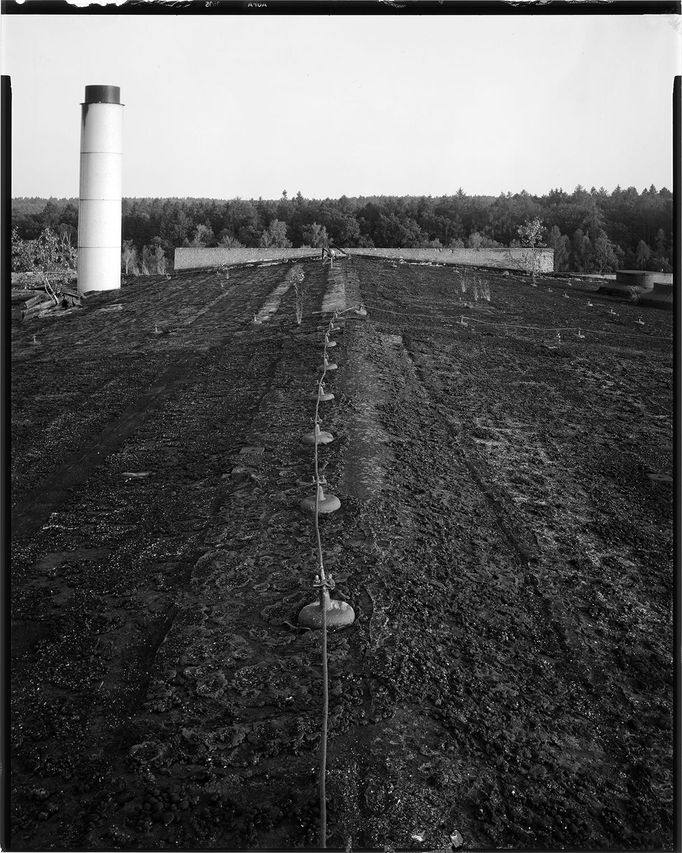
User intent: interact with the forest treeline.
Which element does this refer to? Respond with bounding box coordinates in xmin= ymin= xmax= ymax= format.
xmin=12 ymin=184 xmax=673 ymax=274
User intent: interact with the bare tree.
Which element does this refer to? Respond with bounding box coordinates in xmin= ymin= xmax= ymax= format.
xmin=154 ymin=246 xmax=167 ymax=275
xmin=122 ymin=240 xmax=137 ymax=275
xmin=259 ymin=220 xmax=291 ymax=248
xmin=292 ymin=267 xmax=305 ymax=325
xmin=468 ymin=232 xmax=483 ymax=250
xmin=141 ymin=245 xmax=155 ymax=276
xmin=517 ymin=218 xmax=545 ymax=283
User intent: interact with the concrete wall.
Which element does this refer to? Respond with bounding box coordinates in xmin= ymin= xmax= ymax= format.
xmin=600 ymin=270 xmax=674 ymax=297
xmin=637 ymin=282 xmax=673 ymax=310
xmin=174 ymin=247 xmax=321 ymax=270
xmin=615 ymin=270 xmax=673 ymax=290
xmin=345 ymin=247 xmax=554 ymax=272
xmin=174 ymin=246 xmax=554 ymax=272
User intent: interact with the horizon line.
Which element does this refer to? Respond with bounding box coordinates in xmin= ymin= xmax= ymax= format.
xmin=12 ymin=184 xmax=674 ymax=203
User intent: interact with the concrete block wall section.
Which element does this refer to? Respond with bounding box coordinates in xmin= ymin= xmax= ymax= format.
xmin=174 ymin=247 xmax=321 ymax=270
xmin=344 ymin=247 xmax=555 ymax=272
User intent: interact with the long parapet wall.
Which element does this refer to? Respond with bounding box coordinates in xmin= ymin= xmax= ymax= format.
xmin=174 ymin=247 xmax=321 ymax=270
xmin=174 ymin=246 xmax=554 ymax=272
xmin=345 ymin=247 xmax=554 ymax=272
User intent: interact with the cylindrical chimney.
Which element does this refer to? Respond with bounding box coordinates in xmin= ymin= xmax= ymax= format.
xmin=77 ymin=85 xmax=123 ymax=294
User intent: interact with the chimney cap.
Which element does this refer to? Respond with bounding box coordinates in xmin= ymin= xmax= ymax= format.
xmin=83 ymin=85 xmax=121 ymax=105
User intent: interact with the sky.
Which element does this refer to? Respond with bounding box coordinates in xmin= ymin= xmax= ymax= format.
xmin=1 ymin=11 xmax=680 ymax=200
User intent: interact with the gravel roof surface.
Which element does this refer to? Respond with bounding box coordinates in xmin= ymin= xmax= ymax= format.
xmin=10 ymin=257 xmax=674 ymax=850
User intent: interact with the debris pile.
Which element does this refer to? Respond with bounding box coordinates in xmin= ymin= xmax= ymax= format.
xmin=11 ymin=281 xmax=81 ymax=321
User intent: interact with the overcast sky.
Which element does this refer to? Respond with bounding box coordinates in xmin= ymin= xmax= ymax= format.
xmin=2 ymin=12 xmax=680 ymax=200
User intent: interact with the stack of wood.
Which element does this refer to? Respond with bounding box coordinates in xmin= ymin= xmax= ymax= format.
xmin=11 ymin=285 xmax=81 ymax=321
xmin=11 ymin=289 xmax=54 ymax=321
xmin=58 ymin=286 xmax=81 ymax=308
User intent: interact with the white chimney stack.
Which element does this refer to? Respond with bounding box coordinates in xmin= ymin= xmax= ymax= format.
xmin=77 ymin=85 xmax=123 ymax=294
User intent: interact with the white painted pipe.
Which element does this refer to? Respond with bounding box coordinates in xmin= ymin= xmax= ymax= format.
xmin=77 ymin=85 xmax=123 ymax=294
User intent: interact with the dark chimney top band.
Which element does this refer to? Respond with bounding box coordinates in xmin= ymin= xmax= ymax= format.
xmin=84 ymin=85 xmax=121 ymax=105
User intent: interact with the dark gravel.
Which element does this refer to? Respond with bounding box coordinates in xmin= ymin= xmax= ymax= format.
xmin=10 ymin=257 xmax=673 ymax=850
